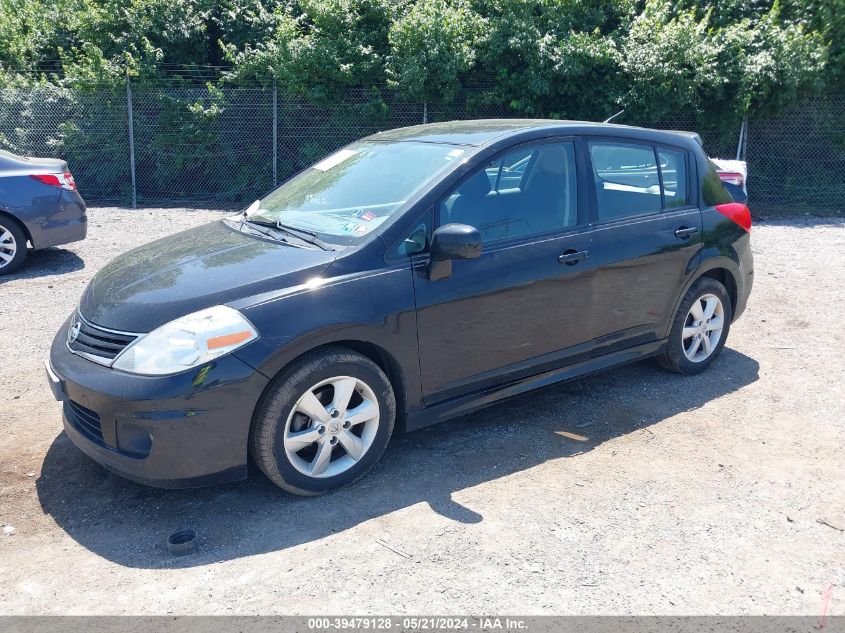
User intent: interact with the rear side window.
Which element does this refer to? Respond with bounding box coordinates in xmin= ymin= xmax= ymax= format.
xmin=658 ymin=148 xmax=689 ymax=208
xmin=589 ymin=142 xmax=662 ymax=220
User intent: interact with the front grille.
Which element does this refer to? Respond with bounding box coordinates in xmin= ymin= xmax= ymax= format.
xmin=65 ymin=400 xmax=104 ymax=445
xmin=68 ymin=314 xmax=138 ymax=363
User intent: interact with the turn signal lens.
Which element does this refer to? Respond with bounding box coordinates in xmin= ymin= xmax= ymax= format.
xmin=207 ymin=330 xmax=254 ymax=350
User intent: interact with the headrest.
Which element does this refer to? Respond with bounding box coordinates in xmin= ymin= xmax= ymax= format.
xmin=459 ymin=170 xmax=492 ymax=198
xmin=532 ymin=146 xmax=566 ymax=174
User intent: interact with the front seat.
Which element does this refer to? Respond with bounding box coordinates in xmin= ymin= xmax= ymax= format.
xmin=443 ymin=170 xmax=492 ymax=235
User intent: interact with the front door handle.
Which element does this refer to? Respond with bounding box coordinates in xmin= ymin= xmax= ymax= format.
xmin=674 ymin=226 xmax=699 ymax=239
xmin=558 ymin=249 xmax=589 ymax=265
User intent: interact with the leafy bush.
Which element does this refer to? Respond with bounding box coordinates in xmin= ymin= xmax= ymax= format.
xmin=387 ymin=0 xmax=484 ymax=102
xmin=1 ymin=0 xmax=833 ymax=117
xmin=0 ymin=0 xmax=839 ymax=211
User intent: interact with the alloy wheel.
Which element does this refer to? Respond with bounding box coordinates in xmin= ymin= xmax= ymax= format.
xmin=682 ymin=293 xmax=725 ymax=363
xmin=0 ymin=224 xmax=17 ymax=269
xmin=283 ymin=376 xmax=381 ymax=478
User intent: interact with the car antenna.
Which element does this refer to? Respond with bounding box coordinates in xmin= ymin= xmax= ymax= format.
xmin=603 ymin=109 xmax=624 ymax=124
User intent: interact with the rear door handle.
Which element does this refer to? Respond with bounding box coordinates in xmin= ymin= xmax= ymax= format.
xmin=558 ymin=250 xmax=589 ymax=265
xmin=674 ymin=226 xmax=699 ymax=239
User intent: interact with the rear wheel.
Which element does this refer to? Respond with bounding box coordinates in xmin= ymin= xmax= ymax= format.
xmin=0 ymin=217 xmax=26 ymax=275
xmin=657 ymin=278 xmax=732 ymax=375
xmin=250 ymin=347 xmax=396 ymax=495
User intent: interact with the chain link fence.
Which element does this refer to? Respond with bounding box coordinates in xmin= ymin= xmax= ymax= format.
xmin=745 ymin=93 xmax=845 ymax=214
xmin=0 ymin=78 xmax=841 ymax=215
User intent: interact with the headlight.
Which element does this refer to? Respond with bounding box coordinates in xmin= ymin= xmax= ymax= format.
xmin=112 ymin=305 xmax=258 ymax=375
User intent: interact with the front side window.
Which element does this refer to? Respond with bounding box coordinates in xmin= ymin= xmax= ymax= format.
xmin=250 ymin=142 xmax=466 ymax=244
xmin=440 ymin=142 xmax=578 ymax=243
xmin=485 ymin=147 xmax=534 ymax=193
xmin=589 ymin=141 xmax=662 ymax=221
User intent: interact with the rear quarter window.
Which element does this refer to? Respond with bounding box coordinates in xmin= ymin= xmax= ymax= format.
xmin=658 ymin=148 xmax=690 ymax=208
xmin=702 ymin=160 xmax=734 ymax=206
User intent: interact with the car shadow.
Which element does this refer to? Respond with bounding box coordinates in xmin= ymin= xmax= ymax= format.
xmin=0 ymin=247 xmax=85 ymax=281
xmin=36 ymin=349 xmax=759 ymax=568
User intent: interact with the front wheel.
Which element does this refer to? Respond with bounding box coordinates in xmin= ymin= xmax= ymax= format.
xmin=657 ymin=278 xmax=732 ymax=375
xmin=250 ymin=347 xmax=396 ymax=495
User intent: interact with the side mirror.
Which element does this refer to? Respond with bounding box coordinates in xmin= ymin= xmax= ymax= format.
xmin=428 ymin=223 xmax=482 ymax=281
xmin=431 ymin=224 xmax=482 ymax=260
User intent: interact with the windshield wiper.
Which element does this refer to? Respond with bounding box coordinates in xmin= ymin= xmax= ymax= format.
xmin=275 ymin=222 xmax=335 ymax=251
xmin=240 ymin=218 xmax=334 ymax=251
xmin=235 ymin=219 xmax=305 ymax=248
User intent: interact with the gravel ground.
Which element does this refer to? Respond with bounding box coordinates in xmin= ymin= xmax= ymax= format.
xmin=0 ymin=207 xmax=843 ymax=615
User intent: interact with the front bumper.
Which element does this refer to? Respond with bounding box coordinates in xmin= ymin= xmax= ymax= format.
xmin=48 ymin=319 xmax=270 ymax=488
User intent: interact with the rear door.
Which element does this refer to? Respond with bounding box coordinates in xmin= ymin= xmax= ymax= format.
xmin=586 ymin=139 xmax=702 ymax=354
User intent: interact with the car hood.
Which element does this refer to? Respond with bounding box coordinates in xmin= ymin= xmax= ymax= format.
xmin=79 ymin=220 xmax=336 ymax=332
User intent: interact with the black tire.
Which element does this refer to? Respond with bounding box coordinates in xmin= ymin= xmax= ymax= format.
xmin=0 ymin=216 xmax=27 ymax=275
xmin=250 ymin=347 xmax=396 ymax=495
xmin=656 ymin=277 xmax=733 ymax=375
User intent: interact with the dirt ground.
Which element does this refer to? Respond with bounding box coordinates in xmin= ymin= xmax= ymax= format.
xmin=0 ymin=208 xmax=842 ymax=615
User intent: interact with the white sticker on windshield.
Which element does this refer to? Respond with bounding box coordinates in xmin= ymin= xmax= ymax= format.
xmin=313 ymin=149 xmax=358 ymax=172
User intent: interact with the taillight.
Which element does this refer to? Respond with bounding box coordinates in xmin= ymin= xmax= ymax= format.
xmin=718 ymin=171 xmax=744 ymax=187
xmin=715 ymin=202 xmax=751 ymax=232
xmin=30 ymin=172 xmax=77 ymax=191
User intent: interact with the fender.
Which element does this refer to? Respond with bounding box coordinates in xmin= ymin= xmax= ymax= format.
xmin=231 ymin=259 xmax=424 ymax=416
xmin=662 ymin=216 xmax=747 ymax=337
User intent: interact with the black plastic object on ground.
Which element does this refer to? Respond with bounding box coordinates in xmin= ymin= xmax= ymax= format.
xmin=166 ymin=529 xmax=196 ymax=556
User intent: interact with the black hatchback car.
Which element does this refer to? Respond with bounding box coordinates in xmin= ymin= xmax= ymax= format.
xmin=47 ymin=120 xmax=753 ymax=495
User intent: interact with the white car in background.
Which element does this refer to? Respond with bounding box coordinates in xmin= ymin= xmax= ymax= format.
xmin=711 ymin=158 xmax=748 ymax=203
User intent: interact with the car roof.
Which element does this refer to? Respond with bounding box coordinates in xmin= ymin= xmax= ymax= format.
xmin=366 ymin=119 xmax=702 ymax=150
xmin=367 ymin=120 xmax=557 ymax=146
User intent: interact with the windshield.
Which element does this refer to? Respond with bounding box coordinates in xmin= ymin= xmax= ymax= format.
xmin=250 ymin=141 xmax=466 ymax=243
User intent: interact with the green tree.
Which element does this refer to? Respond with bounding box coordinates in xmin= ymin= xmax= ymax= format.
xmin=722 ymin=3 xmax=827 ymax=116
xmin=800 ymin=0 xmax=845 ymax=87
xmin=387 ymin=0 xmax=484 ymax=102
xmin=224 ymin=0 xmax=398 ymax=98
xmin=620 ymin=3 xmax=722 ymax=121
xmin=619 ymin=0 xmax=827 ymax=125
xmin=471 ymin=0 xmax=633 ymax=118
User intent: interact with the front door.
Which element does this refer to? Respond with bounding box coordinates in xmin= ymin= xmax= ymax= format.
xmin=412 ymin=140 xmax=595 ymax=403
